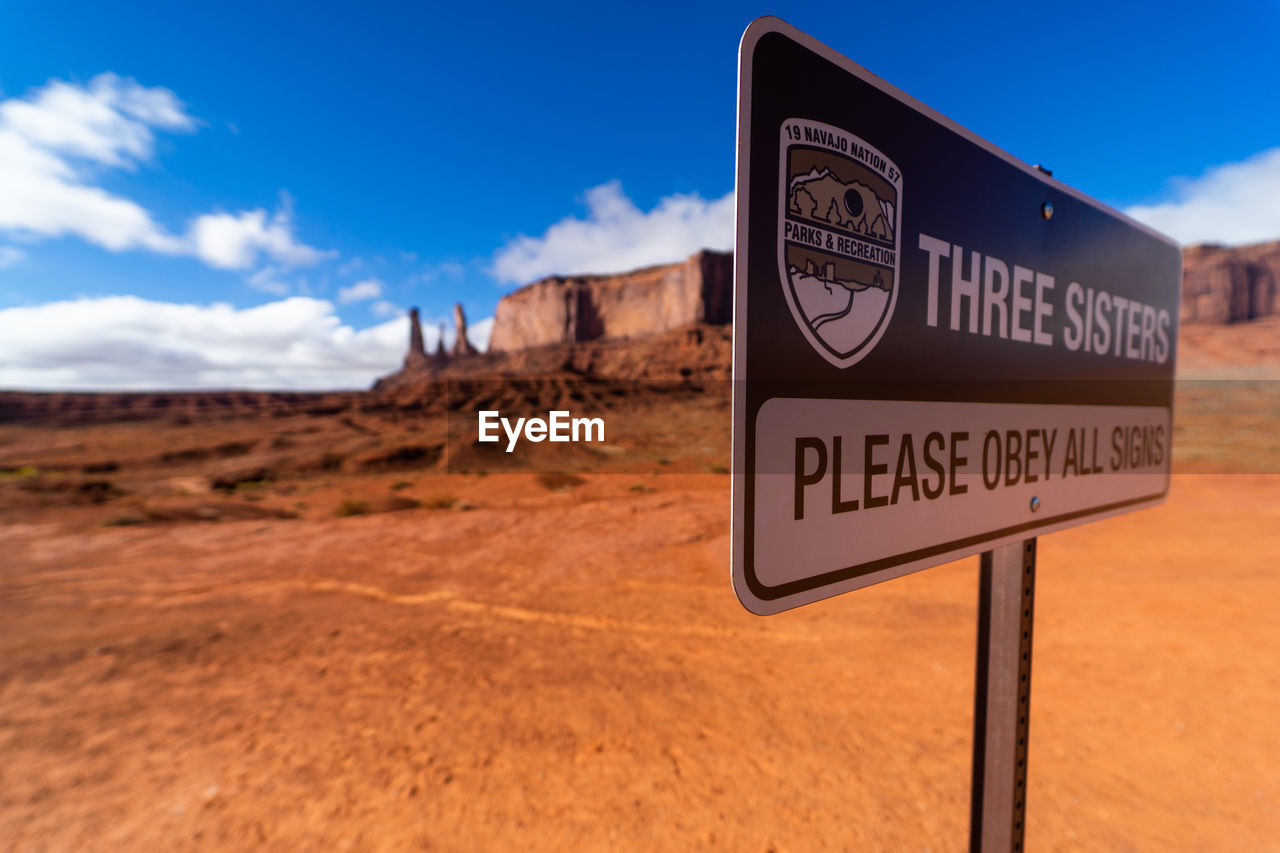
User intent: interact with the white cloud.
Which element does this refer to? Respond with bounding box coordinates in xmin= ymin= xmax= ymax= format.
xmin=0 ymin=73 xmax=189 ymax=254
xmin=0 ymin=73 xmax=332 ymax=268
xmin=0 ymin=132 xmax=182 ymax=254
xmin=338 ymin=278 xmax=384 ymax=304
xmin=1126 ymin=148 xmax=1280 ymax=246
xmin=0 ymin=246 xmax=26 ymax=269
xmin=0 ymin=71 xmax=192 ymax=168
xmin=371 ymin=300 xmax=400 ymax=318
xmin=245 ymin=265 xmax=290 ymax=296
xmin=0 ymin=295 xmax=411 ymax=391
xmin=190 ymin=201 xmax=334 ymax=270
xmin=466 ymin=316 xmax=493 ymax=352
xmin=489 ymin=180 xmax=734 ymax=284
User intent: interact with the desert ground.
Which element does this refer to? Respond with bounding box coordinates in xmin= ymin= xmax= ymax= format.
xmin=1 ymin=331 xmax=1278 ymax=851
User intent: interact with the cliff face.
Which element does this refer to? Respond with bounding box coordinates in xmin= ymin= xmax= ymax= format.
xmin=1181 ymin=241 xmax=1280 ymax=324
xmin=488 ymin=250 xmax=732 ymax=352
xmin=485 ymin=239 xmax=1280 ymax=353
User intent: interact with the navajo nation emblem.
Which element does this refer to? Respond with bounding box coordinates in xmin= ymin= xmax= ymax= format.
xmin=778 ymin=118 xmax=902 ymax=368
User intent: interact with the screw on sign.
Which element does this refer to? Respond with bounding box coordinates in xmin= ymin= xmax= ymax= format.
xmin=732 ymin=17 xmax=1180 ymax=852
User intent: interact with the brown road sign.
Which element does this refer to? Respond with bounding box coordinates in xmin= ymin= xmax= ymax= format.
xmin=731 ymin=18 xmax=1181 ymax=615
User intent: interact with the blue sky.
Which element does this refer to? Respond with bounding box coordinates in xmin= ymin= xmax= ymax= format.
xmin=2 ymin=0 xmax=1279 ymax=389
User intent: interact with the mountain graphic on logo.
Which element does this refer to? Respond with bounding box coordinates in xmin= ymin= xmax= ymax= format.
xmin=788 ymin=167 xmax=895 ymax=243
xmin=777 ymin=120 xmax=902 ymax=368
xmin=786 ymin=257 xmax=890 ymax=294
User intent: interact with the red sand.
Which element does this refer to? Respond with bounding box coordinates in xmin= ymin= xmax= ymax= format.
xmin=2 ymin=463 xmax=1277 ymax=850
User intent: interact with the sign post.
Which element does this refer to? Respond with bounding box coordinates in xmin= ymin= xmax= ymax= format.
xmin=731 ymin=16 xmax=1181 ymax=850
xmin=970 ymin=539 xmax=1037 ymax=853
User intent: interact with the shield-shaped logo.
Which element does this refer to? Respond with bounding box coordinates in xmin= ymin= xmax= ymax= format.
xmin=778 ymin=118 xmax=902 ymax=368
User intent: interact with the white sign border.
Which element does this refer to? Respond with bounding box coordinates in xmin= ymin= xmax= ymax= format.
xmin=730 ymin=16 xmax=1181 ymax=616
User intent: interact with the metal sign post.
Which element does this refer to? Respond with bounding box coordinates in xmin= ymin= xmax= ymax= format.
xmin=971 ymin=539 xmax=1037 ymax=853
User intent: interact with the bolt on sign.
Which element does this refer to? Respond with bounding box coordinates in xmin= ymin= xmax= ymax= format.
xmin=731 ymin=18 xmax=1182 ymax=615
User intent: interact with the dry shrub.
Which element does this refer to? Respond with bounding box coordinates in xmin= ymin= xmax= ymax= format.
xmin=335 ymin=499 xmax=369 ymax=517
xmin=536 ymin=472 xmax=586 ymax=492
xmin=102 ymin=510 xmax=147 ymax=527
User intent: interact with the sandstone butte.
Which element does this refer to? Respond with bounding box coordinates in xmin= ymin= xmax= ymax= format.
xmin=487 ymin=249 xmax=733 ymax=352
xmin=373 ymin=240 xmax=1280 ymax=389
xmin=1180 ymin=240 xmax=1280 ymax=323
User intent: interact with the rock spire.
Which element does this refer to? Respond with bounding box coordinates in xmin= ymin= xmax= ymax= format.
xmin=452 ymin=303 xmax=476 ymax=356
xmin=403 ymin=307 xmax=430 ymax=368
